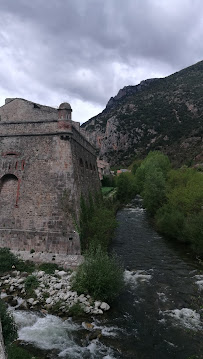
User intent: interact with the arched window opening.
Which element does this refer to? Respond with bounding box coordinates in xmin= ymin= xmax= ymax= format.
xmin=90 ymin=163 xmax=93 ymax=171
xmin=85 ymin=161 xmax=88 ymax=169
xmin=0 ymin=174 xmax=18 ymax=208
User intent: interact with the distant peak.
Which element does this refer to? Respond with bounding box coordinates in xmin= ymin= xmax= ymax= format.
xmin=106 ymin=78 xmax=158 ymax=109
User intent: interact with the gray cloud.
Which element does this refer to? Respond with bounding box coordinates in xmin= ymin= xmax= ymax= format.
xmin=0 ymin=0 xmax=203 ymax=123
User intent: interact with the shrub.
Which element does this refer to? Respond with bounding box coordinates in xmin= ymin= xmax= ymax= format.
xmin=24 ymin=275 xmax=39 ymax=295
xmin=68 ymin=302 xmax=83 ymax=317
xmin=72 ymin=245 xmax=124 ymax=302
xmin=0 ymin=248 xmax=35 ymax=273
xmin=16 ymin=260 xmax=36 ymax=273
xmin=38 ymin=262 xmax=62 ymax=274
xmin=156 ymin=205 xmax=185 ymax=240
xmin=0 ymin=248 xmax=19 ymax=273
xmin=0 ymin=299 xmax=17 ymax=347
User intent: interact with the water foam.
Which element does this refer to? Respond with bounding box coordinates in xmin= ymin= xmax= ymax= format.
xmin=194 ymin=274 xmax=203 ymax=291
xmin=157 ymin=292 xmax=168 ymax=302
xmin=92 ymin=320 xmax=122 ymax=337
xmin=12 ymin=310 xmax=116 ymax=358
xmin=13 ymin=310 xmax=79 ymax=351
xmin=124 ymin=269 xmax=152 ymax=288
xmin=124 ymin=207 xmax=145 ymax=213
xmin=161 ymin=308 xmax=202 ymax=331
xmin=59 ymin=339 xmax=115 ymax=358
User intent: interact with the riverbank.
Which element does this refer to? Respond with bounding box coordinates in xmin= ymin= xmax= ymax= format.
xmin=1 ymin=200 xmax=203 ymax=358
xmin=11 ymin=250 xmax=84 ymax=270
xmin=0 ymin=268 xmax=110 ymax=317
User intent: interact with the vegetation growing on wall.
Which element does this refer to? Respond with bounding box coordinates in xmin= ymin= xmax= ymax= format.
xmin=73 ymin=192 xmax=124 ymax=302
xmin=80 ymin=193 xmax=117 ymax=252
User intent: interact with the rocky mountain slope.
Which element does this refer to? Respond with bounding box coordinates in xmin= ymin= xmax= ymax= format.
xmin=82 ymin=61 xmax=203 ymax=167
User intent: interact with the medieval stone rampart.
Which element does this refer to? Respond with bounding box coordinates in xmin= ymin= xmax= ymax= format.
xmin=0 ymin=99 xmax=100 ymax=255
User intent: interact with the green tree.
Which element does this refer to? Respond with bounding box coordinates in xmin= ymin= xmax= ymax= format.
xmin=135 ymin=151 xmax=170 ymax=194
xmin=143 ymin=167 xmax=166 ymax=215
xmin=155 ymin=166 xmax=203 ymax=253
xmin=183 ymin=212 xmax=203 ymax=254
xmin=116 ymin=172 xmax=137 ymax=203
xmin=166 ymin=168 xmax=203 ymax=215
xmin=156 ymin=204 xmax=185 ymax=240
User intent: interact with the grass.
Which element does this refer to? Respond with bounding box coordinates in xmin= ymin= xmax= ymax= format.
xmin=101 ymin=187 xmax=114 ymax=196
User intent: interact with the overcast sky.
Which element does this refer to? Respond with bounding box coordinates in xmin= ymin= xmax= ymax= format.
xmin=0 ymin=0 xmax=203 ymax=124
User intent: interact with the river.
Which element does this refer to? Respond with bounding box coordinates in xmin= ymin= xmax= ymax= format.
xmin=12 ymin=197 xmax=203 ymax=358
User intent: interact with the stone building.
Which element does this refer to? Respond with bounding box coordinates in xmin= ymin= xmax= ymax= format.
xmin=97 ymin=159 xmax=110 ymax=180
xmin=0 ymin=98 xmax=100 ymax=254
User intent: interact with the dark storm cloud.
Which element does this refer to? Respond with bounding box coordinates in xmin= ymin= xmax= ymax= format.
xmin=0 ymin=0 xmax=203 ymax=122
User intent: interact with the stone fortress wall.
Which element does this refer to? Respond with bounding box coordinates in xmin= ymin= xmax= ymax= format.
xmin=0 ymin=98 xmax=100 ymax=254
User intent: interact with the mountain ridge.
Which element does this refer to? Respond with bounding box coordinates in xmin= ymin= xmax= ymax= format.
xmin=82 ymin=60 xmax=203 ymax=167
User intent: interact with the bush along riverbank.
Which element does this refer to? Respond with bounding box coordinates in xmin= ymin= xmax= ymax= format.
xmin=133 ymin=151 xmax=203 ymax=256
xmin=110 ymin=151 xmax=203 ymax=256
xmin=0 ymin=249 xmax=111 ymax=318
xmin=75 ymin=193 xmax=124 ymax=303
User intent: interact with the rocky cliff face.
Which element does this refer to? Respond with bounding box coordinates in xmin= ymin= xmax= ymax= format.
xmin=82 ymin=61 xmax=203 ymax=167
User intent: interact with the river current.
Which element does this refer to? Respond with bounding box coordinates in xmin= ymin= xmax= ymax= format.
xmin=12 ymin=197 xmax=203 ymax=358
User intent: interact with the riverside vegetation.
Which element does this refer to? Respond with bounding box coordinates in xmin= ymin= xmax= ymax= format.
xmin=75 ymin=193 xmax=124 ymax=302
xmin=117 ymin=151 xmax=203 ymax=256
xmin=1 ymin=151 xmax=202 ymax=358
xmin=0 ymin=193 xmax=124 ymax=358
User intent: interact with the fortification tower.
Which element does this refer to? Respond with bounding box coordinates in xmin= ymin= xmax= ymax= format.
xmin=0 ymin=98 xmax=100 ymax=254
xmin=58 ymin=102 xmax=72 ymax=120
